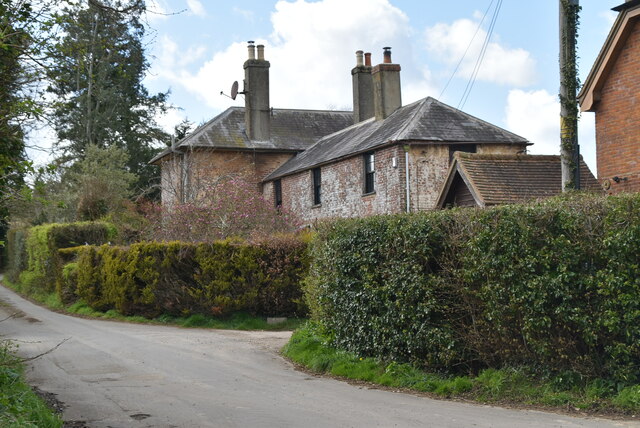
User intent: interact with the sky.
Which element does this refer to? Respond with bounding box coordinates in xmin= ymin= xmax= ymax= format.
xmin=30 ymin=0 xmax=625 ymax=174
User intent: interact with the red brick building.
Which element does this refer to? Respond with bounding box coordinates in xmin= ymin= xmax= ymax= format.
xmin=579 ymin=0 xmax=640 ymax=193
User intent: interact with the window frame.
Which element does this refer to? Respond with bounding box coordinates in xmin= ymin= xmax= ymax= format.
xmin=312 ymin=167 xmax=322 ymax=206
xmin=363 ymin=151 xmax=375 ymax=194
xmin=274 ymin=179 xmax=282 ymax=208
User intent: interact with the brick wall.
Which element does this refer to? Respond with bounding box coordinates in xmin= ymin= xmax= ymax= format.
xmin=409 ymin=143 xmax=523 ymax=212
xmin=160 ymin=149 xmax=294 ymax=206
xmin=160 ymin=154 xmax=181 ymax=209
xmin=595 ymin=20 xmax=640 ymax=193
xmin=164 ymin=142 xmax=527 ymax=220
xmin=269 ymin=145 xmax=405 ymax=223
xmin=266 ymin=143 xmax=526 ymax=222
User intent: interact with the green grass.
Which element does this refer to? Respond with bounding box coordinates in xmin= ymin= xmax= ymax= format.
xmin=283 ymin=322 xmax=640 ymax=415
xmin=0 ymin=340 xmax=63 ymax=427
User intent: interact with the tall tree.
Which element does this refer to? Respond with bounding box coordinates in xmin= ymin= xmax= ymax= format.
xmin=47 ymin=0 xmax=169 ymax=195
xmin=0 ymin=0 xmax=42 ymax=259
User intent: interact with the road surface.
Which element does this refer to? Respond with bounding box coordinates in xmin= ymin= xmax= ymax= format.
xmin=0 ymin=282 xmax=636 ymax=428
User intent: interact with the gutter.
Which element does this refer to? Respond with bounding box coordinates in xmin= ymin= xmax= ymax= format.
xmin=404 ymin=145 xmax=410 ymax=213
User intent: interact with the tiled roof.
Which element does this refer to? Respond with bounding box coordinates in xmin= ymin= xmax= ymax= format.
xmin=264 ymin=97 xmax=528 ymax=180
xmin=150 ymin=107 xmax=353 ymax=164
xmin=437 ymin=152 xmax=602 ymax=207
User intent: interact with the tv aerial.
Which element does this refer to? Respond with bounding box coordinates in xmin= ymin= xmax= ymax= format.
xmin=220 ymin=80 xmax=245 ymax=100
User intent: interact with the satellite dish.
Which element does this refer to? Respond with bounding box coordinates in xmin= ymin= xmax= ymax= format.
xmin=231 ymin=81 xmax=239 ymax=100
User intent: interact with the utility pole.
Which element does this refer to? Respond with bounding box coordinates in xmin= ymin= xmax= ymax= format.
xmin=559 ymin=0 xmax=581 ymax=191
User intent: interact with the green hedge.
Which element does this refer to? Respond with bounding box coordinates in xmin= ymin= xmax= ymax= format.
xmin=307 ymin=193 xmax=640 ymax=383
xmin=67 ymin=238 xmax=308 ymax=318
xmin=5 ymin=222 xmax=116 ymax=292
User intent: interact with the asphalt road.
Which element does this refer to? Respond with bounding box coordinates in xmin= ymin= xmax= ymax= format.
xmin=0 ymin=283 xmax=637 ymax=428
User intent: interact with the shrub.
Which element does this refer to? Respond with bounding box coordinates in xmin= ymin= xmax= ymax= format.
xmin=306 ymin=193 xmax=640 ymax=383
xmin=71 ymin=237 xmax=309 ymax=318
xmin=9 ymin=222 xmax=116 ymax=294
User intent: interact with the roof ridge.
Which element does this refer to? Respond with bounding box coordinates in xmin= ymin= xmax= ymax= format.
xmin=434 ymin=99 xmax=528 ymax=143
xmin=271 ymin=107 xmax=353 ymax=114
xmin=457 ymin=152 xmax=560 ymax=161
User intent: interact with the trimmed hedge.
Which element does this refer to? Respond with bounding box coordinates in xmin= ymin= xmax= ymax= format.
xmin=5 ymin=222 xmax=116 ymax=293
xmin=66 ymin=238 xmax=308 ymax=318
xmin=306 ymin=193 xmax=640 ymax=383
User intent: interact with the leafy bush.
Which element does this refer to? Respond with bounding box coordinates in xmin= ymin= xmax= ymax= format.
xmin=7 ymin=222 xmax=116 ymax=294
xmin=70 ymin=237 xmax=308 ymax=318
xmin=306 ymin=193 xmax=640 ymax=383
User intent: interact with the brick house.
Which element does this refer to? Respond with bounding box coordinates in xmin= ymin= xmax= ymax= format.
xmin=579 ymin=0 xmax=640 ymax=193
xmin=435 ymin=152 xmax=600 ymax=208
xmin=153 ymin=43 xmax=538 ymax=221
xmin=261 ymin=49 xmax=529 ymax=223
xmin=150 ymin=43 xmax=353 ymax=209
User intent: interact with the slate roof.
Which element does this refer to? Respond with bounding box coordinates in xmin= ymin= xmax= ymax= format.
xmin=436 ymin=152 xmax=602 ymax=208
xmin=150 ymin=107 xmax=353 ymax=164
xmin=264 ymin=97 xmax=529 ymax=181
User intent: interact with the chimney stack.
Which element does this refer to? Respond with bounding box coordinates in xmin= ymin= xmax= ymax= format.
xmin=244 ymin=41 xmax=270 ymax=141
xmin=372 ymin=47 xmax=401 ymax=120
xmin=352 ymin=50 xmax=374 ymax=123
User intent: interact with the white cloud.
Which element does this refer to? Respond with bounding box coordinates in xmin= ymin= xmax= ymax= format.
xmin=505 ymin=89 xmax=597 ymax=173
xmin=155 ymin=108 xmax=188 ymax=135
xmin=151 ymin=0 xmax=437 ymax=112
xmin=186 ymin=0 xmax=206 ymax=17
xmin=425 ymin=17 xmax=536 ymax=87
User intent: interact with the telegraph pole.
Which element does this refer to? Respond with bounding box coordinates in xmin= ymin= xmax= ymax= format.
xmin=559 ymin=0 xmax=581 ymax=191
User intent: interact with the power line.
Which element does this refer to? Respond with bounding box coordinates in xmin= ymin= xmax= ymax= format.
xmin=458 ymin=0 xmax=503 ymax=110
xmin=438 ymin=0 xmax=495 ymax=100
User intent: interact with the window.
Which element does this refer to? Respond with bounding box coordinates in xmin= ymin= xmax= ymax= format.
xmin=312 ymin=167 xmax=321 ymax=205
xmin=363 ymin=152 xmax=375 ymax=194
xmin=274 ymin=179 xmax=282 ymax=208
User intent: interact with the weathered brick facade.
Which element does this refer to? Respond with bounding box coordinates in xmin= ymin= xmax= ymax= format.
xmin=265 ymin=143 xmax=524 ymax=223
xmin=264 ymin=145 xmax=405 ymax=223
xmin=595 ymin=20 xmax=640 ymax=193
xmin=159 ymin=149 xmax=293 ymax=208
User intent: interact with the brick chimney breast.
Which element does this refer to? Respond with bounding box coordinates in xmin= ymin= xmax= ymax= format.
xmin=243 ymin=42 xmax=271 ymax=141
xmin=352 ymin=50 xmax=374 ymax=123
xmin=372 ymin=47 xmax=402 ymax=120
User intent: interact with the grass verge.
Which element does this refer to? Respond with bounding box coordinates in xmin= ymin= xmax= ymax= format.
xmin=0 ymin=340 xmax=63 ymax=427
xmin=283 ymin=322 xmax=640 ymax=416
xmin=1 ymin=278 xmax=304 ymax=331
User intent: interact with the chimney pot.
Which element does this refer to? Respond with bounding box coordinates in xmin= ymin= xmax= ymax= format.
xmin=257 ymin=44 xmax=265 ymax=60
xmin=356 ymin=50 xmax=364 ymax=66
xmin=372 ymin=47 xmax=401 ymax=120
xmin=383 ymin=47 xmax=392 ymax=64
xmin=364 ymin=52 xmax=372 ymax=67
xmin=247 ymin=41 xmax=256 ymax=60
